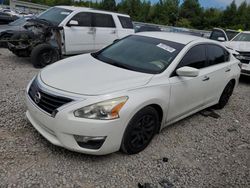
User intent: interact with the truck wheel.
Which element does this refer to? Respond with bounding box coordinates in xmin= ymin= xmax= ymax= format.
xmin=31 ymin=44 xmax=59 ymax=68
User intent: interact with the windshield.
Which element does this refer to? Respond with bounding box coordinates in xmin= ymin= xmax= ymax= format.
xmin=8 ymin=17 xmax=27 ymax=26
xmin=38 ymin=7 xmax=72 ymax=26
xmin=92 ymin=35 xmax=184 ymax=74
xmin=232 ymin=33 xmax=250 ymax=42
xmin=225 ymin=31 xmax=239 ymax=41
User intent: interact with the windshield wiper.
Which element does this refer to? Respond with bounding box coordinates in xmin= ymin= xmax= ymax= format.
xmin=109 ymin=61 xmax=135 ymax=71
xmin=92 ymin=53 xmax=136 ymax=71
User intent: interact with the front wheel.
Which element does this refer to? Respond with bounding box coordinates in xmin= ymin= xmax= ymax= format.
xmin=121 ymin=106 xmax=159 ymax=154
xmin=31 ymin=44 xmax=59 ymax=68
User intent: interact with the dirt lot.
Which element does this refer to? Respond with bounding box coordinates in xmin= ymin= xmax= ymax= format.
xmin=0 ymin=48 xmax=249 ymax=188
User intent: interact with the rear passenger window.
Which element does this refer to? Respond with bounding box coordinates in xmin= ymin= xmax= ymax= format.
xmin=93 ymin=13 xmax=115 ymax=28
xmin=207 ymin=45 xmax=229 ymax=66
xmin=118 ymin=16 xmax=133 ymax=29
xmin=70 ymin=12 xmax=91 ymax=27
xmin=178 ymin=45 xmax=207 ymax=69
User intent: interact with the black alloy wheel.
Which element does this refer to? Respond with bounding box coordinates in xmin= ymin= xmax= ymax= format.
xmin=121 ymin=106 xmax=159 ymax=154
xmin=214 ymin=81 xmax=235 ymax=109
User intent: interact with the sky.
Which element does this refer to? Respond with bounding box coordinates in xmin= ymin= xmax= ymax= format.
xmin=150 ymin=0 xmax=250 ymax=9
xmin=197 ymin=0 xmax=250 ymax=8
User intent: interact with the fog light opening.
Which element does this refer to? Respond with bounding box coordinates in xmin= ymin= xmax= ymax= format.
xmin=74 ymin=135 xmax=106 ymax=150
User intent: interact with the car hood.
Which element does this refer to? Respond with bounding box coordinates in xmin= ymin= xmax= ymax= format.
xmin=224 ymin=41 xmax=250 ymax=52
xmin=0 ymin=25 xmax=24 ymax=33
xmin=40 ymin=54 xmax=153 ymax=95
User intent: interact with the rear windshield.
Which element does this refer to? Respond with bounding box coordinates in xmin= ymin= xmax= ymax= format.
xmin=92 ymin=35 xmax=184 ymax=74
xmin=38 ymin=7 xmax=72 ymax=26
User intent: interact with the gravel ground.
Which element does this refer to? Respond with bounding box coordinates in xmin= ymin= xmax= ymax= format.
xmin=0 ymin=48 xmax=249 ymax=188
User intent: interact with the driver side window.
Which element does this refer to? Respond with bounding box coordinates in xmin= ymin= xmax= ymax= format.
xmin=70 ymin=12 xmax=92 ymax=27
xmin=177 ymin=45 xmax=207 ymax=69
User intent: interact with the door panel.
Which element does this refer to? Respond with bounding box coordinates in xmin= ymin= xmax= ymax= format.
xmin=92 ymin=13 xmax=118 ymax=50
xmin=64 ymin=12 xmax=94 ymax=55
xmin=167 ymin=70 xmax=209 ymax=123
xmin=204 ymin=44 xmax=232 ymax=102
xmin=167 ymin=44 xmax=208 ymax=122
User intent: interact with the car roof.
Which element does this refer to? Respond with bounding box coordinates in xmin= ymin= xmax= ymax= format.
xmin=55 ymin=6 xmax=130 ymax=17
xmin=136 ymin=32 xmax=212 ymax=45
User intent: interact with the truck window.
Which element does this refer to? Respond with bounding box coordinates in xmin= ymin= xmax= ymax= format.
xmin=93 ymin=13 xmax=115 ymax=28
xmin=70 ymin=12 xmax=92 ymax=27
xmin=210 ymin=30 xmax=226 ymax=41
xmin=38 ymin=7 xmax=72 ymax=26
xmin=118 ymin=16 xmax=133 ymax=29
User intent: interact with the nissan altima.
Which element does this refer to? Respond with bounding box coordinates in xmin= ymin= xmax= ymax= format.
xmin=25 ymin=32 xmax=241 ymax=155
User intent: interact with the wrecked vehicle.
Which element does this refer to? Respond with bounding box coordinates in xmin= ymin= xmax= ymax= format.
xmin=0 ymin=6 xmax=134 ymax=68
xmin=0 ymin=18 xmax=62 ymax=67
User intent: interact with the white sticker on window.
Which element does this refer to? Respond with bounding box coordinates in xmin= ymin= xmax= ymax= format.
xmin=157 ymin=43 xmax=176 ymax=53
xmin=61 ymin=12 xmax=70 ymax=15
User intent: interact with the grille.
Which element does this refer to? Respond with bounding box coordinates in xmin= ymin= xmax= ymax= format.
xmin=28 ymin=79 xmax=73 ymax=115
xmin=238 ymin=51 xmax=250 ymax=64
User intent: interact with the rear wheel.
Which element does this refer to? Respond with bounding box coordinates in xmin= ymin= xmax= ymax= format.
xmin=121 ymin=106 xmax=159 ymax=154
xmin=31 ymin=43 xmax=59 ymax=68
xmin=214 ymin=81 xmax=235 ymax=109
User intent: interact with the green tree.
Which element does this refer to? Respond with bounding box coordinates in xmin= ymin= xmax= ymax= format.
xmin=179 ymin=0 xmax=203 ymax=28
xmin=100 ymin=0 xmax=116 ymax=11
xmin=235 ymin=1 xmax=248 ymax=30
xmin=222 ymin=0 xmax=237 ymax=28
xmin=202 ymin=8 xmax=222 ymax=29
xmin=176 ymin=18 xmax=191 ymax=28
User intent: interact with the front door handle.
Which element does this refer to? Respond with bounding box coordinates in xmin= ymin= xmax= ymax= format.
xmin=202 ymin=76 xmax=210 ymax=81
xmin=88 ymin=27 xmax=96 ymax=34
xmin=225 ymin=68 xmax=231 ymax=72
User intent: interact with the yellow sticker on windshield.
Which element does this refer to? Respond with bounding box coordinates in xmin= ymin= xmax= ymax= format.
xmin=157 ymin=43 xmax=176 ymax=53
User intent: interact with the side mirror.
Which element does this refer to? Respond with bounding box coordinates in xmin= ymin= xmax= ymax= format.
xmin=67 ymin=20 xmax=79 ymax=27
xmin=176 ymin=66 xmax=199 ymax=77
xmin=217 ymin=37 xmax=226 ymax=42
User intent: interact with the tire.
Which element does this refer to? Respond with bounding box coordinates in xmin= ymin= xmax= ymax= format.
xmin=31 ymin=43 xmax=59 ymax=68
xmin=214 ymin=81 xmax=235 ymax=109
xmin=121 ymin=106 xmax=160 ymax=155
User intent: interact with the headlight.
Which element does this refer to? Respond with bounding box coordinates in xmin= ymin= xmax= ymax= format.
xmin=74 ymin=96 xmax=128 ymax=120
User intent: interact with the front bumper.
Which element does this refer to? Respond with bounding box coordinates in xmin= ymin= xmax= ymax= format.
xmin=25 ymin=93 xmax=126 ymax=155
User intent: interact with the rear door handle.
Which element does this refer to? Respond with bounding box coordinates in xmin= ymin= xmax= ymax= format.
xmin=202 ymin=76 xmax=210 ymax=81
xmin=110 ymin=30 xmax=116 ymax=34
xmin=225 ymin=68 xmax=231 ymax=72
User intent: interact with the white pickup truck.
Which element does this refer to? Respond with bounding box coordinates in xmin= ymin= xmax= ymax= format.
xmin=0 ymin=6 xmax=134 ymax=67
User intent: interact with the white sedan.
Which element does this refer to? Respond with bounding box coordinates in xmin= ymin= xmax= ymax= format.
xmin=25 ymin=32 xmax=241 ymax=155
